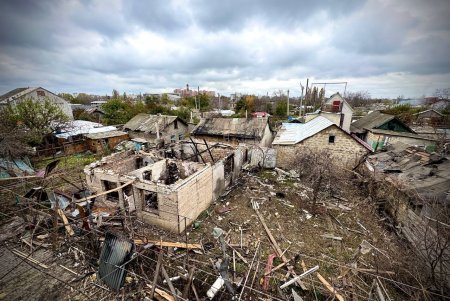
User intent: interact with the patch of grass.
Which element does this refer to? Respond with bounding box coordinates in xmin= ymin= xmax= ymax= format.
xmin=33 ymin=153 xmax=98 ymax=170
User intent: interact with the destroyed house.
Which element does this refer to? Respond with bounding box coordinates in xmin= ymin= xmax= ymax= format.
xmin=273 ymin=116 xmax=372 ymax=168
xmin=85 ymin=146 xmax=247 ymax=233
xmin=123 ymin=113 xmax=188 ymax=145
xmin=50 ymin=120 xmax=128 ymax=155
xmin=191 ymin=117 xmax=274 ymax=147
xmin=350 ymin=111 xmax=435 ymax=150
xmin=305 ymin=93 xmax=354 ymax=132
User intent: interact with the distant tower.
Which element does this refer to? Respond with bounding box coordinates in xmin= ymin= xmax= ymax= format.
xmin=186 ymin=84 xmax=189 ymax=91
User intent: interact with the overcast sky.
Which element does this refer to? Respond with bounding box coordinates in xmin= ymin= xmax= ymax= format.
xmin=1 ymin=0 xmax=449 ymax=98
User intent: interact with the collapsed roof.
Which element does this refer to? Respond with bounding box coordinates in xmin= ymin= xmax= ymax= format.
xmin=191 ymin=117 xmax=270 ymax=139
xmin=123 ymin=114 xmax=186 ymax=134
xmin=367 ymin=143 xmax=450 ymax=202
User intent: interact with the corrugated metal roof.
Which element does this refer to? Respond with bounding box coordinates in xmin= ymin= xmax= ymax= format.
xmin=191 ymin=117 xmax=269 ymax=139
xmin=98 ymin=232 xmax=134 ymax=291
xmin=55 ymin=120 xmax=116 ymax=139
xmin=85 ymin=130 xmax=128 ymax=140
xmin=0 ymin=158 xmax=35 ymax=178
xmin=123 ymin=114 xmax=184 ymax=133
xmin=350 ymin=111 xmax=395 ymax=133
xmin=272 ymin=116 xmax=334 ymax=145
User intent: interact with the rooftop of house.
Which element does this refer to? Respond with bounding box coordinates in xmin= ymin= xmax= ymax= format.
xmin=123 ymin=113 xmax=186 ymax=133
xmin=413 ymin=109 xmax=444 ymax=117
xmin=367 ymin=144 xmax=450 ymax=202
xmin=273 ymin=116 xmax=334 ymax=145
xmin=191 ymin=117 xmax=270 ymax=139
xmin=84 ymin=130 xmax=128 ymax=140
xmin=273 ymin=116 xmax=373 ymax=151
xmin=55 ymin=120 xmax=117 ymax=139
xmin=350 ymin=111 xmax=407 ymax=133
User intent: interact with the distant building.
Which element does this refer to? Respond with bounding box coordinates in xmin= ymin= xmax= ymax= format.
xmin=123 ymin=114 xmax=189 ymax=145
xmin=191 ymin=117 xmax=274 ymax=147
xmin=90 ymin=100 xmax=107 ymax=108
xmin=251 ymin=112 xmax=270 ymax=118
xmin=0 ymin=87 xmax=73 ymax=119
xmin=350 ymin=111 xmax=435 ymax=150
xmin=272 ymin=116 xmax=372 ymax=168
xmin=304 ymin=93 xmax=353 ymax=132
xmin=173 ymin=84 xmax=215 ymax=98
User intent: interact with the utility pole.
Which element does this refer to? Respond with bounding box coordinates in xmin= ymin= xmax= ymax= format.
xmin=287 ymin=89 xmax=290 ymax=117
xmin=299 ymin=82 xmax=304 ymax=117
xmin=197 ymin=86 xmax=200 ymax=110
xmin=305 ymin=78 xmax=309 ymax=114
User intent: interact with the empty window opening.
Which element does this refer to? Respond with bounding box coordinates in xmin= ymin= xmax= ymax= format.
xmin=143 ymin=170 xmax=152 ymax=181
xmin=170 ymin=135 xmax=176 ymax=143
xmin=165 ymin=161 xmax=179 ymax=185
xmin=143 ymin=191 xmax=158 ymax=213
xmin=135 ymin=157 xmax=144 ymax=169
xmin=102 ymin=180 xmax=119 ymax=201
xmin=174 ymin=120 xmax=178 ymax=129
xmin=328 ymin=135 xmax=336 ymax=144
xmin=224 ymin=154 xmax=234 ymax=179
xmin=37 ymin=90 xmax=46 ymax=96
xmin=179 ymin=134 xmax=183 ymax=140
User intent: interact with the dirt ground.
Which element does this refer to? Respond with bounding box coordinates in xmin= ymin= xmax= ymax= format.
xmin=0 ymin=166 xmax=427 ymax=300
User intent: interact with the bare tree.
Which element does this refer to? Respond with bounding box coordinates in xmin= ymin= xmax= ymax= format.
xmin=291 ymin=148 xmax=346 ymax=213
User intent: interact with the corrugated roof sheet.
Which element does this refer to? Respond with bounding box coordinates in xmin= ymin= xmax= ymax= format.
xmin=55 ymin=120 xmax=116 ymax=139
xmin=272 ymin=116 xmax=334 ymax=145
xmin=0 ymin=158 xmax=35 ymax=178
xmin=350 ymin=111 xmax=395 ymax=133
xmin=85 ymin=130 xmax=128 ymax=140
xmin=123 ymin=114 xmax=182 ymax=133
xmin=191 ymin=117 xmax=269 ymax=139
xmin=98 ymin=232 xmax=134 ymax=291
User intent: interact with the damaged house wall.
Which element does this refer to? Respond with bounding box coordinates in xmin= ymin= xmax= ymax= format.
xmin=274 ymin=125 xmax=370 ymax=169
xmin=364 ymin=150 xmax=450 ymax=290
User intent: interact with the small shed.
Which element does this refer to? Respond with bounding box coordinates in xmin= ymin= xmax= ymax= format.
xmin=85 ymin=131 xmax=129 ymax=153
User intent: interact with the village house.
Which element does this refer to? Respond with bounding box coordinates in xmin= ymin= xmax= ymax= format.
xmin=191 ymin=117 xmax=274 ymax=147
xmin=0 ymin=87 xmax=73 ymax=119
xmin=84 ymin=143 xmax=248 ymax=233
xmin=50 ymin=120 xmax=128 ymax=155
xmin=351 ymin=111 xmax=436 ymax=150
xmin=123 ymin=114 xmax=189 ymax=145
xmin=413 ymin=109 xmax=446 ymax=126
xmin=305 ymin=92 xmax=353 ymax=132
xmin=273 ymin=116 xmax=372 ymax=169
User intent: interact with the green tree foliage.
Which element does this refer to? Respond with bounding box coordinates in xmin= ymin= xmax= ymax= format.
xmin=102 ymin=98 xmax=132 ymax=125
xmin=0 ymin=98 xmax=69 ymax=151
xmin=72 ymin=108 xmax=98 ymax=122
xmin=383 ymin=104 xmax=423 ymax=124
xmin=275 ymin=100 xmax=287 ymax=117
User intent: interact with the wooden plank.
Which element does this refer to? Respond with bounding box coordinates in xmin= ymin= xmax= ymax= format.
xmin=74 ymin=179 xmax=135 ymax=203
xmin=146 ymin=284 xmax=175 ymax=301
xmin=134 ymin=239 xmax=202 ymax=249
xmin=317 ymin=273 xmax=345 ymax=301
xmin=254 ymin=209 xmax=307 ymax=290
xmin=150 ymin=249 xmax=164 ymax=299
xmin=56 ymin=208 xmax=75 ymax=236
xmin=160 ymin=265 xmax=178 ymax=300
xmin=182 ymin=266 xmax=195 ymax=299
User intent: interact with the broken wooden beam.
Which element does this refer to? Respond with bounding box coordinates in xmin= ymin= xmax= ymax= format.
xmin=146 ymin=283 xmax=175 ymax=301
xmin=56 ymin=208 xmax=75 ymax=236
xmin=74 ymin=179 xmax=135 ymax=203
xmin=254 ymin=209 xmax=307 ymax=290
xmin=317 ymin=273 xmax=345 ymax=301
xmin=134 ymin=239 xmax=202 ymax=249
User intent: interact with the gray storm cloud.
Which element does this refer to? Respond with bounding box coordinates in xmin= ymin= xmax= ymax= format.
xmin=0 ymin=0 xmax=449 ymax=97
